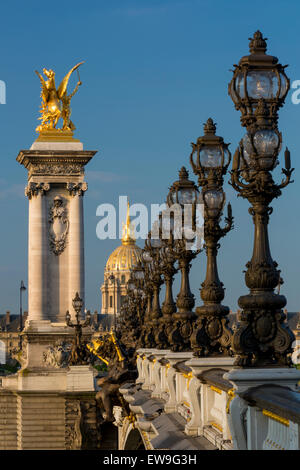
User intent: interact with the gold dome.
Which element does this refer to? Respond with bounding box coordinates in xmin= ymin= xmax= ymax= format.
xmin=105 ymin=201 xmax=143 ymax=272
xmin=106 ymin=243 xmax=143 ymax=272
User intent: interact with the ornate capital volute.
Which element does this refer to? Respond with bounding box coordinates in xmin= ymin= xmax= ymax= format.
xmin=25 ymin=182 xmax=50 ymax=199
xmin=67 ymin=182 xmax=88 ymax=196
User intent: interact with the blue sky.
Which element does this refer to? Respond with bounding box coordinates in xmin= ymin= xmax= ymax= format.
xmin=1 ymin=0 xmax=300 ymax=315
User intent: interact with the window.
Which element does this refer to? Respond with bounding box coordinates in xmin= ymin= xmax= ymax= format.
xmin=121 ymin=275 xmax=126 ymax=284
xmin=109 ymin=296 xmax=113 ymax=308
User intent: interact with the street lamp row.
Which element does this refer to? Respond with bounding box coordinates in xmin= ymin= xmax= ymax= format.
xmin=122 ymin=31 xmax=295 ymax=368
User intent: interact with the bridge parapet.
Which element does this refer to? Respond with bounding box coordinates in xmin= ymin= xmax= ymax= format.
xmin=115 ymin=349 xmax=300 ymax=450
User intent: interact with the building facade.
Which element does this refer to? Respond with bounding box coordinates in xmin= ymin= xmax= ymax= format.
xmin=100 ymin=202 xmax=143 ymax=325
xmin=0 ymin=311 xmax=28 ymax=365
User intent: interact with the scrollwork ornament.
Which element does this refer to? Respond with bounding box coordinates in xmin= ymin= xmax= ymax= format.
xmin=25 ymin=182 xmax=50 ymax=199
xmin=67 ymin=182 xmax=88 ymax=196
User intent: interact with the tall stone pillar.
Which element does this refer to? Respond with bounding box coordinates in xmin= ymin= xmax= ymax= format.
xmin=67 ymin=182 xmax=87 ymax=321
xmin=26 ymin=183 xmax=49 ymax=321
xmin=16 ymin=139 xmax=96 ymax=366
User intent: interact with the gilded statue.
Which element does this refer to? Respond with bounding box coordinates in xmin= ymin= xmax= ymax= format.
xmin=35 ymin=62 xmax=84 ymax=133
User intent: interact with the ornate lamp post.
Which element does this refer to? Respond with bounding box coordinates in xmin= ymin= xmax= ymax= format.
xmin=129 ymin=261 xmax=146 ymax=325
xmin=19 ymin=280 xmax=26 ymax=349
xmin=66 ymin=292 xmax=91 ymax=365
xmin=108 ymin=274 xmax=117 ymax=330
xmin=142 ymin=232 xmax=164 ymax=348
xmin=154 ymin=212 xmax=178 ymax=349
xmin=167 ymin=167 xmax=200 ymax=351
xmin=138 ymin=251 xmax=154 ymax=348
xmin=228 ymin=31 xmax=294 ymax=367
xmin=117 ymin=273 xmax=143 ymax=349
xmin=189 ymin=119 xmax=234 ymax=356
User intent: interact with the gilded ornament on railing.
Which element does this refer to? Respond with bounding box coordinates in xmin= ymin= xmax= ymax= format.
xmin=35 ymin=62 xmax=84 ymax=137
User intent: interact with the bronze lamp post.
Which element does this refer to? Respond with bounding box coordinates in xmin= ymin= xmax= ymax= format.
xmin=155 ymin=211 xmax=178 ymax=349
xmin=131 ymin=261 xmax=147 ymax=325
xmin=166 ymin=167 xmax=201 ymax=352
xmin=190 ymin=119 xmax=234 ymax=356
xmin=66 ymin=292 xmax=91 ymax=365
xmin=142 ymin=232 xmax=164 ymax=348
xmin=228 ymin=31 xmax=294 ymax=367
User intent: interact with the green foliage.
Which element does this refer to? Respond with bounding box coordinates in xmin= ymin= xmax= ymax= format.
xmin=93 ymin=363 xmax=108 ymax=372
xmin=1 ymin=363 xmax=20 ymax=374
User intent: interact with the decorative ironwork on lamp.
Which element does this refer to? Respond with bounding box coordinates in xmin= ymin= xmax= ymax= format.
xmin=189 ymin=119 xmax=234 ymax=357
xmin=166 ymin=167 xmax=201 ymax=352
xmin=66 ymin=292 xmax=91 ymax=365
xmin=228 ymin=31 xmax=294 ymax=367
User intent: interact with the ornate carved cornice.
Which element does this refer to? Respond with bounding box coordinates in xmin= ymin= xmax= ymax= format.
xmin=17 ymin=149 xmax=97 ymax=170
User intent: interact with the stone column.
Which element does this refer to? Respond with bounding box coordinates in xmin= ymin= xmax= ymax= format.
xmin=26 ymin=182 xmax=49 ymax=322
xmin=67 ymin=182 xmax=87 ymax=321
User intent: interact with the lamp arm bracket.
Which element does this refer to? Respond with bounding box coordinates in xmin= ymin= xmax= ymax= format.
xmin=277 ymin=167 xmax=294 ymax=190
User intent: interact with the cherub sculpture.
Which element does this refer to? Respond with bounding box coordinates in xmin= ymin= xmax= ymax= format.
xmin=35 ymin=62 xmax=84 ymax=132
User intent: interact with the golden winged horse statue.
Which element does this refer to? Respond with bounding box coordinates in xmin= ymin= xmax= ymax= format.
xmin=35 ymin=62 xmax=84 ymax=133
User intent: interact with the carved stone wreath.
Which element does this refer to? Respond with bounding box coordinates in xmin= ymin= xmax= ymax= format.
xmin=49 ymin=196 xmax=69 ymax=255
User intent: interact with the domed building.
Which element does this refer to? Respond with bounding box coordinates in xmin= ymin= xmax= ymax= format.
xmin=100 ymin=202 xmax=143 ymax=328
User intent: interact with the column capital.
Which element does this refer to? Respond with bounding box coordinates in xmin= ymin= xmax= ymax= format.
xmin=25 ymin=182 xmax=50 ymax=199
xmin=67 ymin=182 xmax=88 ymax=196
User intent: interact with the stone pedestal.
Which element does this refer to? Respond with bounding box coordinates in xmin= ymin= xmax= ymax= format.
xmin=0 ymin=365 xmax=99 ymax=450
xmin=67 ymin=365 xmax=95 ymax=392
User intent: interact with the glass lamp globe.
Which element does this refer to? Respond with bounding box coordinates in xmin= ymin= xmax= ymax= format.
xmin=167 ymin=167 xmax=199 ymax=209
xmin=135 ymin=269 xmax=145 ymax=280
xmin=237 ymin=70 xmax=288 ymax=101
xmin=204 ymin=189 xmax=225 ymax=217
xmin=199 ymin=146 xmax=230 ymax=175
xmin=127 ymin=282 xmax=135 ymax=291
xmin=228 ymin=31 xmax=290 ymax=128
xmin=190 ymin=119 xmax=231 ymax=183
xmin=242 ymin=129 xmax=280 ymax=170
xmin=72 ymin=292 xmax=83 ymax=312
xmin=143 ymin=251 xmax=152 ymax=263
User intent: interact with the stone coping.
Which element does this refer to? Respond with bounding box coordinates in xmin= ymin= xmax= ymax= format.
xmin=197 ymin=367 xmax=232 ymax=392
xmin=173 ymin=361 xmax=192 ymax=374
xmin=240 ymin=384 xmax=300 ymax=424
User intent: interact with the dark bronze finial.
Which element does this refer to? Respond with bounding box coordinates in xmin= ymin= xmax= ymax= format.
xmin=249 ymin=30 xmax=267 ymax=54
xmin=179 ymin=166 xmax=189 ymax=180
xmin=204 ymin=118 xmax=217 ymax=135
